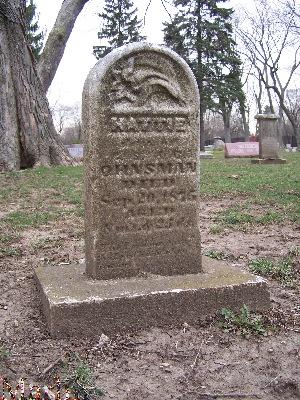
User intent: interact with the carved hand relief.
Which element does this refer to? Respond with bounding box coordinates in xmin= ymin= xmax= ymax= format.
xmin=108 ymin=53 xmax=187 ymax=111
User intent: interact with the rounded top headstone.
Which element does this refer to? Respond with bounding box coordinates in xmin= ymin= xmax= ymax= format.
xmin=82 ymin=42 xmax=202 ymax=280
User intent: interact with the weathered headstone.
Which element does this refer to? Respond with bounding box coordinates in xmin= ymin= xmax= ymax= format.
xmin=225 ymin=142 xmax=259 ymax=158
xmin=65 ymin=144 xmax=83 ymax=160
xmin=35 ymin=43 xmax=270 ymax=337
xmin=251 ymin=114 xmax=286 ymax=164
xmin=83 ymin=44 xmax=202 ymax=280
xmin=213 ymin=136 xmax=225 ymax=150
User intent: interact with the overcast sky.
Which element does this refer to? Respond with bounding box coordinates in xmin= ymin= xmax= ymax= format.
xmin=35 ymin=0 xmax=246 ymax=110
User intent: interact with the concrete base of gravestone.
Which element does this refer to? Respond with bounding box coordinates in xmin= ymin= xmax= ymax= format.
xmin=251 ymin=158 xmax=286 ymax=164
xmin=35 ymin=257 xmax=270 ymax=338
xmin=199 ymin=152 xmax=213 ymax=159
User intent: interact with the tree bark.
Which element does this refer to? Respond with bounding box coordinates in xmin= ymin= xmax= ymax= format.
xmin=199 ymin=102 xmax=205 ymax=151
xmin=222 ymin=108 xmax=231 ymax=143
xmin=277 ymin=107 xmax=285 ymax=147
xmin=0 ymin=0 xmax=72 ymax=171
xmin=240 ymin=103 xmax=250 ymax=140
xmin=273 ymin=87 xmax=300 ymax=148
xmin=38 ymin=0 xmax=90 ymax=92
xmin=196 ymin=0 xmax=205 ymax=152
xmin=264 ymin=72 xmax=300 ymax=148
xmin=265 ymin=66 xmax=275 ymax=113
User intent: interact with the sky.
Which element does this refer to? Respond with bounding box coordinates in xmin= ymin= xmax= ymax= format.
xmin=35 ymin=0 xmax=245 ymax=112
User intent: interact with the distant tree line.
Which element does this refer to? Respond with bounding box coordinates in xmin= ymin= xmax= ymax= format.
xmin=93 ymin=0 xmax=249 ymax=149
xmin=1 ymin=0 xmax=299 ymax=171
xmin=237 ymin=0 xmax=300 ymax=148
xmin=93 ymin=0 xmax=300 ymax=148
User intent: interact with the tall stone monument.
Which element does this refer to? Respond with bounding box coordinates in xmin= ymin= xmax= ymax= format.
xmin=252 ymin=114 xmax=286 ymax=164
xmin=35 ymin=43 xmax=270 ymax=337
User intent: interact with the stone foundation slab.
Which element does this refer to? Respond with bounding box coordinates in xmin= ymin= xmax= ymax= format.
xmin=35 ymin=257 xmax=270 ymax=338
xmin=199 ymin=152 xmax=213 ymax=159
xmin=251 ymin=158 xmax=286 ymax=164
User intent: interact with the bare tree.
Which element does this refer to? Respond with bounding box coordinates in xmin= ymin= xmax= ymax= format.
xmin=237 ymin=0 xmax=300 ymax=147
xmin=231 ymin=105 xmax=247 ymax=140
xmin=0 ymin=0 xmax=73 ymax=171
xmin=284 ymin=0 xmax=300 ymax=29
xmin=38 ymin=0 xmax=89 ymax=92
xmin=204 ymin=111 xmax=223 ymax=143
xmin=1 ymin=0 xmax=177 ymax=170
xmin=51 ymin=102 xmax=81 ymax=134
xmin=0 ymin=0 xmax=96 ymax=171
xmin=38 ymin=0 xmax=171 ymax=93
xmin=52 ymin=102 xmax=82 ymax=144
xmin=286 ymin=89 xmax=300 ymax=135
xmin=62 ymin=124 xmax=82 ymax=145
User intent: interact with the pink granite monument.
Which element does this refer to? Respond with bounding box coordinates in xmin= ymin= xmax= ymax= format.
xmin=225 ymin=142 xmax=259 ymax=158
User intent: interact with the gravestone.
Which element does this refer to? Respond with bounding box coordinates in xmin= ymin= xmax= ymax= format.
xmin=83 ymin=45 xmax=202 ymax=280
xmin=225 ymin=142 xmax=259 ymax=158
xmin=65 ymin=144 xmax=83 ymax=160
xmin=213 ymin=136 xmax=225 ymax=150
xmin=251 ymin=114 xmax=286 ymax=164
xmin=35 ymin=43 xmax=270 ymax=337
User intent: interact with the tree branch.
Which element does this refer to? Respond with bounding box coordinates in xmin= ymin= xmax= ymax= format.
xmin=38 ymin=0 xmax=90 ymax=92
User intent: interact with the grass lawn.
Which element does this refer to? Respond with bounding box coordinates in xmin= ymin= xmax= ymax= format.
xmin=0 ymin=151 xmax=299 ymax=234
xmin=201 ymin=151 xmax=300 ymax=225
xmin=0 ymin=151 xmax=299 ymax=399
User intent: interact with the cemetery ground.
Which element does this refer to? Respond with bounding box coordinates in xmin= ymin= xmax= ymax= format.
xmin=0 ymin=152 xmax=299 ymax=400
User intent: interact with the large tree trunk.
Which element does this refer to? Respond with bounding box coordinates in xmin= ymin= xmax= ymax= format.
xmin=277 ymin=107 xmax=286 ymax=147
xmin=296 ymin=126 xmax=300 ymax=148
xmin=240 ymin=103 xmax=250 ymax=140
xmin=222 ymin=108 xmax=231 ymax=143
xmin=38 ymin=0 xmax=89 ymax=92
xmin=267 ymin=81 xmax=300 ymax=149
xmin=199 ymin=100 xmax=205 ymax=151
xmin=0 ymin=0 xmax=72 ymax=171
xmin=265 ymin=69 xmax=275 ymax=114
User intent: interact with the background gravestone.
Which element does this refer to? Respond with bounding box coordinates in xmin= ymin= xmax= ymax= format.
xmin=213 ymin=136 xmax=225 ymax=150
xmin=225 ymin=142 xmax=259 ymax=158
xmin=252 ymin=114 xmax=286 ymax=164
xmin=35 ymin=43 xmax=270 ymax=338
xmin=83 ymin=43 xmax=202 ymax=280
xmin=65 ymin=144 xmax=83 ymax=160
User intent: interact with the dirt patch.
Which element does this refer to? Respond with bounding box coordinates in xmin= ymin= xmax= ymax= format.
xmin=0 ymin=198 xmax=299 ymax=400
